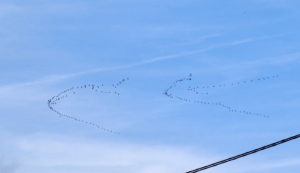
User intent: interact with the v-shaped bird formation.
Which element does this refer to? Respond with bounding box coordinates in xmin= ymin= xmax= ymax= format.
xmin=47 ymin=78 xmax=129 ymax=134
xmin=164 ymin=73 xmax=279 ymax=118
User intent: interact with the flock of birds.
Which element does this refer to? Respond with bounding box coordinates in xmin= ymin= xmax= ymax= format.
xmin=46 ymin=74 xmax=300 ymax=173
xmin=48 ymin=74 xmax=279 ymax=134
xmin=47 ymin=78 xmax=129 ymax=134
xmin=163 ymin=73 xmax=279 ymax=118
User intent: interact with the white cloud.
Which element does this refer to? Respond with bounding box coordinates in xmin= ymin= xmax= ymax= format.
xmin=3 ymin=133 xmax=219 ymax=173
xmin=3 ymin=132 xmax=299 ymax=173
xmin=0 ymin=157 xmax=18 ymax=173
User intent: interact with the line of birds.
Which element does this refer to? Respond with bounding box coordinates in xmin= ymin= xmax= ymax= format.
xmin=188 ymin=74 xmax=279 ymax=93
xmin=47 ymin=78 xmax=129 ymax=134
xmin=164 ymin=74 xmax=278 ymax=118
xmin=112 ymin=77 xmax=130 ymax=88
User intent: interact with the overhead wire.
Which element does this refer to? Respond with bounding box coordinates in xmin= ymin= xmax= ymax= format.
xmin=186 ymin=134 xmax=300 ymax=173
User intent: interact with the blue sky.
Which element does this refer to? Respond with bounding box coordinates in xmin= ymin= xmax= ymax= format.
xmin=1 ymin=0 xmax=300 ymax=173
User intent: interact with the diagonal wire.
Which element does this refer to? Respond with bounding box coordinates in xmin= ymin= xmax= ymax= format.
xmin=186 ymin=134 xmax=300 ymax=173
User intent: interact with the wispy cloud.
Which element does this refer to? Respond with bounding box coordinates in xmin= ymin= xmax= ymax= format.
xmin=0 ymin=35 xmax=278 ymax=90
xmin=167 ymin=33 xmax=222 ymax=47
xmin=213 ymin=51 xmax=300 ymax=73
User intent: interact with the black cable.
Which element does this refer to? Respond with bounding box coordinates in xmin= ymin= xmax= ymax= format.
xmin=186 ymin=134 xmax=300 ymax=173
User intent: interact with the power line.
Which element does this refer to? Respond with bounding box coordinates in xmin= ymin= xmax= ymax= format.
xmin=186 ymin=134 xmax=300 ymax=173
